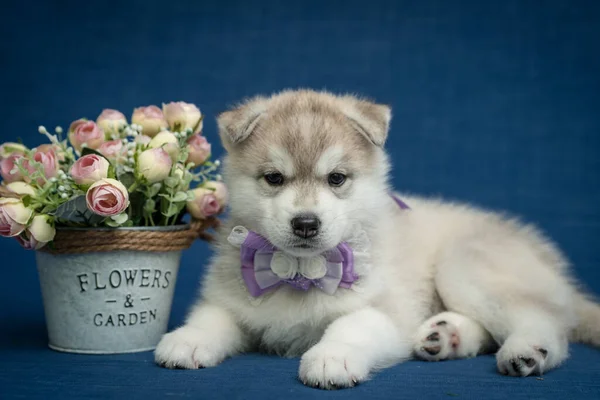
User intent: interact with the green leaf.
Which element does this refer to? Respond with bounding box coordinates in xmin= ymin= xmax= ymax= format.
xmin=172 ymin=192 xmax=188 ymax=202
xmin=143 ymin=199 xmax=156 ymax=213
xmin=108 ymin=164 xmax=116 ymax=180
xmin=110 ymin=213 xmax=128 ymax=224
xmin=51 ymin=195 xmax=104 ymax=224
xmin=105 ymin=219 xmax=121 ymax=227
xmin=21 ymin=195 xmax=32 ymax=207
xmin=128 ymin=191 xmax=144 ymax=221
xmin=148 ymin=183 xmax=162 ymax=197
xmin=178 ymin=182 xmax=191 ymax=192
xmin=164 ymin=177 xmax=178 ymax=188
xmin=118 ymin=172 xmax=135 ymax=189
xmin=177 ymin=151 xmax=189 ymax=164
xmin=186 ymin=191 xmax=195 ymax=201
xmin=162 ymin=203 xmax=179 ymax=217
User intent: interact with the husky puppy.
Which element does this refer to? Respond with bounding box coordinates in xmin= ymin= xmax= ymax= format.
xmin=155 ymin=89 xmax=600 ymax=389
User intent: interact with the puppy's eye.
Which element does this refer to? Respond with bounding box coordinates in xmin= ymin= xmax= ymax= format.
xmin=328 ymin=172 xmax=346 ymax=187
xmin=264 ymin=172 xmax=285 ymax=186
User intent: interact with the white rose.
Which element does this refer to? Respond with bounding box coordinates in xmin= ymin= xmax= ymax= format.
xmin=162 ymin=102 xmax=202 ymax=132
xmin=131 ymin=106 xmax=168 ymax=137
xmin=270 ymin=251 xmax=299 ymax=279
xmin=148 ymin=131 xmax=179 ymax=160
xmin=299 ymin=256 xmax=328 ymax=279
xmin=137 ymin=148 xmax=173 ymax=184
xmin=96 ymin=109 xmax=127 ymax=135
xmin=28 ymin=214 xmax=56 ymax=244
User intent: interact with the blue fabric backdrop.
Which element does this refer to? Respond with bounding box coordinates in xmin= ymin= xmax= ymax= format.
xmin=1 ymin=0 xmax=599 ymax=399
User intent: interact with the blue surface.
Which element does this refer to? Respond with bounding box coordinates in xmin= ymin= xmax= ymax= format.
xmin=1 ymin=0 xmax=599 ymax=399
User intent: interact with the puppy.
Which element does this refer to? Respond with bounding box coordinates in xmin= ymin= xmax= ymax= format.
xmin=155 ymin=89 xmax=600 ymax=388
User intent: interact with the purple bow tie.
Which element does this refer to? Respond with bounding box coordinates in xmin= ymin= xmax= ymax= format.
xmin=233 ymin=229 xmax=358 ymax=297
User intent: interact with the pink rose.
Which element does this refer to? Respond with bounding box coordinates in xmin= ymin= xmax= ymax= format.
xmin=186 ymin=182 xmax=227 ymax=219
xmin=22 ymin=148 xmax=59 ymax=185
xmin=98 ymin=140 xmax=127 ymax=163
xmin=0 ymin=198 xmax=33 ymax=237
xmin=186 ymin=189 xmax=220 ymax=219
xmin=97 ymin=109 xmax=127 ymax=134
xmin=137 ymin=148 xmax=172 ymax=184
xmin=131 ymin=106 xmax=168 ymax=137
xmin=70 ymin=154 xmax=110 ymax=186
xmin=199 ymin=194 xmax=220 ymax=217
xmin=69 ymin=118 xmax=87 ymax=133
xmin=69 ymin=121 xmax=105 ymax=152
xmin=37 ymin=143 xmax=66 ymax=162
xmin=162 ymin=102 xmax=202 ymax=132
xmin=186 ymin=134 xmax=211 ymax=166
xmin=0 ymin=154 xmax=25 ymax=183
xmin=85 ymin=178 xmax=129 ymax=217
xmin=204 ymin=181 xmax=228 ymax=209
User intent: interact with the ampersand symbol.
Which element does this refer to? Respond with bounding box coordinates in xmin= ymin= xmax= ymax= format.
xmin=124 ymin=294 xmax=134 ymax=308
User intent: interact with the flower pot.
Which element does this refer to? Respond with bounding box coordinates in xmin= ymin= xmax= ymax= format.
xmin=35 ymin=224 xmax=197 ymax=354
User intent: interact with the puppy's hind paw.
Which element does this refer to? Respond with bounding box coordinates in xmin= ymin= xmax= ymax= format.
xmin=414 ymin=311 xmax=494 ymax=361
xmin=414 ymin=319 xmax=461 ymax=361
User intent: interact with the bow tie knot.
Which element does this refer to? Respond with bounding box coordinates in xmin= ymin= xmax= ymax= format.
xmin=269 ymin=252 xmax=328 ymax=280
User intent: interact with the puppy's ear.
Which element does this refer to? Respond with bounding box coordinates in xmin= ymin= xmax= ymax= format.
xmin=339 ymin=96 xmax=392 ymax=147
xmin=217 ymin=96 xmax=269 ymax=151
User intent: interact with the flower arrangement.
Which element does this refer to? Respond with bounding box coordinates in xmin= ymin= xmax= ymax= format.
xmin=0 ymin=102 xmax=227 ymax=250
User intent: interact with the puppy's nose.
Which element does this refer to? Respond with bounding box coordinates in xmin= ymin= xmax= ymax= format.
xmin=291 ymin=215 xmax=321 ymax=239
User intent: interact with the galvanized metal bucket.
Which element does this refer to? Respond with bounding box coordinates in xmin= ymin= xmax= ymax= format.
xmin=35 ymin=225 xmax=186 ymax=354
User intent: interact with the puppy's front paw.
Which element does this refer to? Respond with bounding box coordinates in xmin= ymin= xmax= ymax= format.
xmin=154 ymin=326 xmax=225 ymax=369
xmin=299 ymin=342 xmax=369 ymax=390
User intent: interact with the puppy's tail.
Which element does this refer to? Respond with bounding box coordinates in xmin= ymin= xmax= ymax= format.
xmin=571 ymin=293 xmax=600 ymax=347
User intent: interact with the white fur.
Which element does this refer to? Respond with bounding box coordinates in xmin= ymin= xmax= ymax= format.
xmin=315 ymin=146 xmax=344 ymax=177
xmin=155 ymin=92 xmax=599 ymax=389
xmin=267 ymin=146 xmax=295 ymax=177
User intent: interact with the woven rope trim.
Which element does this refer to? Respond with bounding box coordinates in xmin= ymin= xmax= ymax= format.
xmin=41 ymin=217 xmax=220 ymax=254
